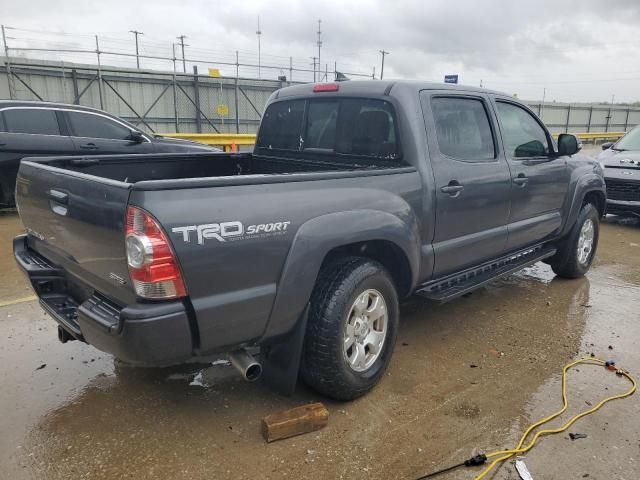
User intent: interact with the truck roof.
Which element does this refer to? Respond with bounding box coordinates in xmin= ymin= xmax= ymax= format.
xmin=274 ymin=79 xmax=508 ymax=100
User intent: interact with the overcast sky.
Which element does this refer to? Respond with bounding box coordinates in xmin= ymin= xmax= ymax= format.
xmin=2 ymin=0 xmax=640 ymax=102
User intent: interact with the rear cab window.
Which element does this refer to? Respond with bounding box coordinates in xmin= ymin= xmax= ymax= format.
xmin=3 ymin=108 xmax=61 ymax=135
xmin=256 ymin=97 xmax=401 ymax=163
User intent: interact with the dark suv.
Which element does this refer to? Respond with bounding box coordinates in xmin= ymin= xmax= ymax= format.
xmin=0 ymin=101 xmax=218 ymax=206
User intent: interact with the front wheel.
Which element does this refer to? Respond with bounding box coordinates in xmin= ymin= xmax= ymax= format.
xmin=548 ymin=203 xmax=600 ymax=278
xmin=301 ymin=257 xmax=399 ymax=400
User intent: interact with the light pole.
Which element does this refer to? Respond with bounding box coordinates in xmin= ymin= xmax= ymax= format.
xmin=256 ymin=16 xmax=262 ymax=79
xmin=129 ymin=30 xmax=143 ymax=69
xmin=317 ymin=19 xmax=322 ymax=81
xmin=379 ymin=50 xmax=389 ymax=80
xmin=176 ymin=34 xmax=188 ymax=73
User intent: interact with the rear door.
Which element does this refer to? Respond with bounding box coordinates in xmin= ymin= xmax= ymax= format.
xmin=492 ymin=99 xmax=569 ymax=250
xmin=64 ymin=110 xmax=154 ymax=155
xmin=0 ymin=107 xmax=75 ymax=204
xmin=421 ymin=92 xmax=512 ymax=276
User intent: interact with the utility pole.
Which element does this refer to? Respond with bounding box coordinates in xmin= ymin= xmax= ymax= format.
xmin=176 ymin=34 xmax=188 ymax=73
xmin=1 ymin=24 xmax=15 ymax=99
xmin=317 ymin=19 xmax=322 ymax=81
xmin=256 ymin=16 xmax=262 ymax=79
xmin=310 ymin=56 xmax=317 ymax=82
xmin=129 ymin=30 xmax=143 ymax=69
xmin=379 ymin=50 xmax=389 ymax=80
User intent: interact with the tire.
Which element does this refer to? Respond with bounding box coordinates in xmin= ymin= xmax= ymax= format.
xmin=548 ymin=203 xmax=600 ymax=278
xmin=301 ymin=257 xmax=399 ymax=401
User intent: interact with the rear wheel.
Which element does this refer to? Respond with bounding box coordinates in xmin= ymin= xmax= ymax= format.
xmin=301 ymin=257 xmax=399 ymax=400
xmin=548 ymin=203 xmax=600 ymax=278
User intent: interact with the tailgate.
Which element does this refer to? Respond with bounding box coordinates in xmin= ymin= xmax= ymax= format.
xmin=16 ymin=160 xmax=135 ymax=305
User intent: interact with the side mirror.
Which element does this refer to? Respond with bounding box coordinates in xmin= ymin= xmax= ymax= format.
xmin=128 ymin=130 xmax=144 ymax=143
xmin=557 ymin=134 xmax=579 ymax=156
xmin=601 ymin=141 xmax=614 ymax=151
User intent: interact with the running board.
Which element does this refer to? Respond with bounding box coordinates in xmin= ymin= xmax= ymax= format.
xmin=416 ymin=245 xmax=556 ymax=303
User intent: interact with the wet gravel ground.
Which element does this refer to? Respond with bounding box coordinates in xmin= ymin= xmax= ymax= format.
xmin=1 ymin=208 xmax=639 ymax=479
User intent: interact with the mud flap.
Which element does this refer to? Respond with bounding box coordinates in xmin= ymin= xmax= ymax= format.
xmin=260 ymin=304 xmax=309 ymax=396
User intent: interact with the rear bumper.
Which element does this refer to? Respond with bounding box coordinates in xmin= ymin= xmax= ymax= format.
xmin=13 ymin=234 xmax=194 ymax=366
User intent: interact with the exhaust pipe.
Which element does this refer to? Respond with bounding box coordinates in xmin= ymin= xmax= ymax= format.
xmin=228 ymin=350 xmax=262 ymax=382
xmin=57 ymin=326 xmax=75 ymax=343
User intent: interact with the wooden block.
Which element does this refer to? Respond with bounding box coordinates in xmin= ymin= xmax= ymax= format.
xmin=261 ymin=402 xmax=329 ymax=443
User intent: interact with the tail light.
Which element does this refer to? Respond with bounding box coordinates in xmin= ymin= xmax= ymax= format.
xmin=125 ymin=206 xmax=187 ymax=299
xmin=313 ymin=83 xmax=339 ymax=92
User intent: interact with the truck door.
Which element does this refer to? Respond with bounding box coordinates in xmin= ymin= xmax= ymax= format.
xmin=421 ymin=92 xmax=512 ymax=277
xmin=492 ymin=99 xmax=570 ymax=251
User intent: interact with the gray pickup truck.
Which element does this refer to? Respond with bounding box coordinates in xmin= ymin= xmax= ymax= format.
xmin=14 ymin=80 xmax=605 ymax=400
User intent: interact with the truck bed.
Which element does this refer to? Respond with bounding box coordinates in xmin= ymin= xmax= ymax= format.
xmin=36 ymin=152 xmax=400 ymax=185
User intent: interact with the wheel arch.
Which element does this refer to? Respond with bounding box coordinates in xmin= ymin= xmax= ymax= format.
xmin=259 ymin=209 xmax=420 ymax=343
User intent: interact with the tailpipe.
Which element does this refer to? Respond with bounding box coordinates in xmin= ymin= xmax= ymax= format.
xmin=57 ymin=326 xmax=75 ymax=343
xmin=228 ymin=350 xmax=262 ymax=382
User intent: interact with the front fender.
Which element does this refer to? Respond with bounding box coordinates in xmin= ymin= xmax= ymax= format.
xmin=259 ymin=209 xmax=421 ymax=342
xmin=560 ymin=171 xmax=606 ymax=237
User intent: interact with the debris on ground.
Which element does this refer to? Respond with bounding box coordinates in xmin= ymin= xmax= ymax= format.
xmin=489 ymin=348 xmax=504 ymax=358
xmin=515 ymin=459 xmax=534 ymax=480
xmin=189 ymin=371 xmax=210 ymax=388
xmin=262 ymin=402 xmax=329 ymax=443
xmin=569 ymin=433 xmax=588 ymax=440
xmin=35 ymin=364 xmax=46 ymax=370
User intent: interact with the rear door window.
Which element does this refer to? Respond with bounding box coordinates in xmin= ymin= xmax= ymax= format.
xmin=3 ymin=108 xmax=61 ymax=135
xmin=66 ymin=111 xmax=132 ymax=140
xmin=431 ymin=97 xmax=495 ymax=161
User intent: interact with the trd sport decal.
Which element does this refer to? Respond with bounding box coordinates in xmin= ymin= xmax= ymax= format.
xmin=172 ymin=221 xmax=291 ymax=244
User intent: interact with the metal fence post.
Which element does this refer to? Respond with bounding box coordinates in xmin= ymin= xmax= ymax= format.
xmin=172 ymin=43 xmax=179 ymax=133
xmin=289 ymin=56 xmax=293 ymax=84
xmin=625 ymin=108 xmax=630 ymax=131
xmin=565 ymin=105 xmax=571 ymax=133
xmin=235 ymin=50 xmax=240 ymax=134
xmin=605 ymin=106 xmax=612 ymax=132
xmin=71 ymin=68 xmax=80 ymax=104
xmin=193 ymin=65 xmax=202 ymax=133
xmin=95 ymin=35 xmax=104 ymax=109
xmin=587 ymin=106 xmax=593 ymax=133
xmin=2 ymin=25 xmax=15 ymax=99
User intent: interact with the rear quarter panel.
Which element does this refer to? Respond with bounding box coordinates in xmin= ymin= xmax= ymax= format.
xmin=131 ymin=170 xmax=422 ymax=354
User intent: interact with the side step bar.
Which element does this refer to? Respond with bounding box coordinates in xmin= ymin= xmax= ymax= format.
xmin=416 ymin=245 xmax=556 ymax=303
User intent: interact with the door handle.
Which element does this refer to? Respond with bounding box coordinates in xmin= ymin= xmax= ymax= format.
xmin=80 ymin=143 xmax=98 ymax=150
xmin=441 ymin=181 xmax=465 ymax=196
xmin=47 ymin=189 xmax=68 ymax=205
xmin=47 ymin=189 xmax=69 ymax=216
xmin=513 ymin=174 xmax=528 ymax=186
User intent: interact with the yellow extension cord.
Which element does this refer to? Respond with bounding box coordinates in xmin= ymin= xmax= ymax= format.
xmin=473 ymin=357 xmax=637 ymax=480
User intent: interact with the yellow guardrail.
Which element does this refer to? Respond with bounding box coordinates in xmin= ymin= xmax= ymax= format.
xmin=162 ymin=133 xmax=257 ymax=152
xmin=163 ymin=131 xmax=626 ymax=151
xmin=552 ymin=132 xmax=625 ymax=141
